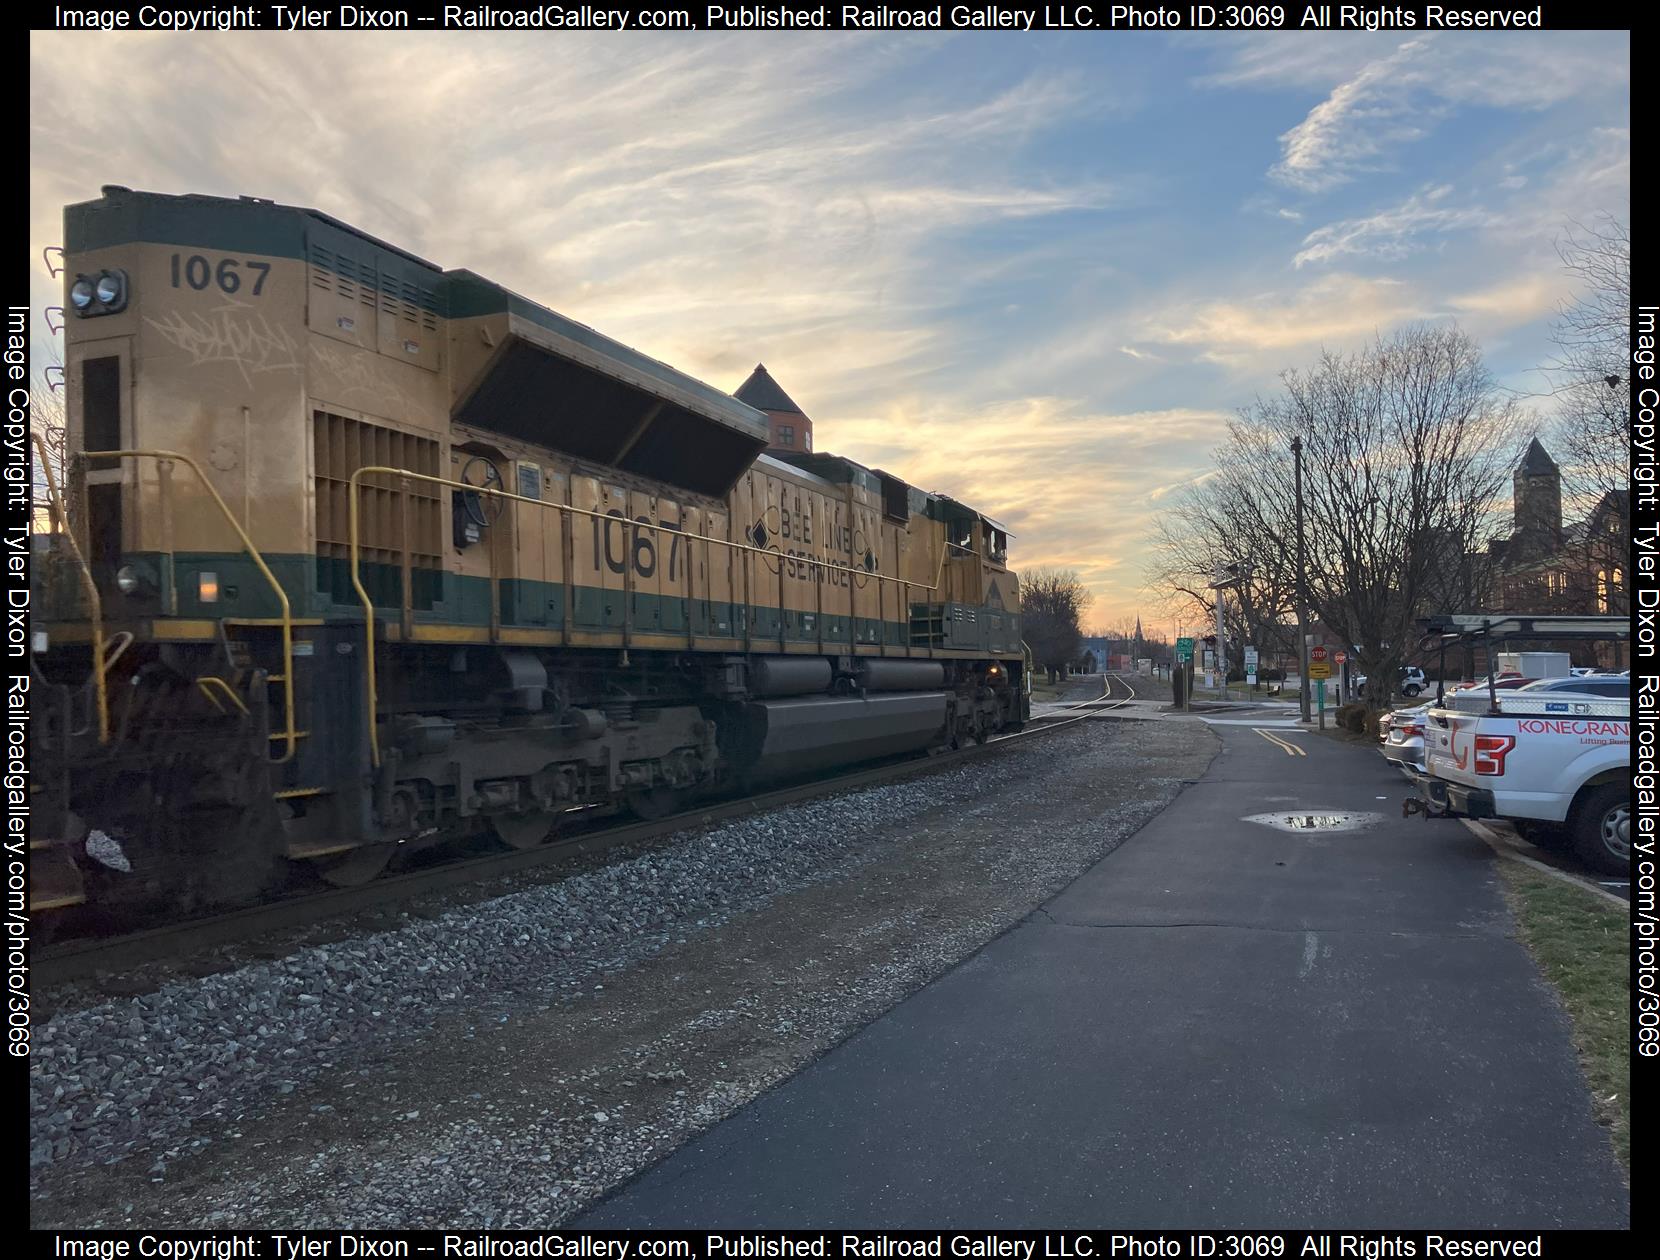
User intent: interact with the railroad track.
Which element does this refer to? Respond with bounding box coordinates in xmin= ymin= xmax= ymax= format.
xmin=36 ymin=673 xmax=1150 ymax=985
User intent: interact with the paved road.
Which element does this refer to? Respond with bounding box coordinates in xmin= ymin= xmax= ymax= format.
xmin=580 ymin=713 xmax=1629 ymax=1228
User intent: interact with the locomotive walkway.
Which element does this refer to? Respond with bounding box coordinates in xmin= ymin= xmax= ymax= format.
xmin=580 ymin=709 xmax=1630 ymax=1228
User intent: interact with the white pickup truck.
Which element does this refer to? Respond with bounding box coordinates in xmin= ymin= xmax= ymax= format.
xmin=1417 ymin=687 xmax=1630 ymax=874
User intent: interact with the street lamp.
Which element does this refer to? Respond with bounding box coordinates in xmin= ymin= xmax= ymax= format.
xmin=1209 ymin=562 xmax=1244 ymax=701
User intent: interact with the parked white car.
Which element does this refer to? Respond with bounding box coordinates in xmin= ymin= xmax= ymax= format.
xmin=1353 ymin=665 xmax=1429 ymax=698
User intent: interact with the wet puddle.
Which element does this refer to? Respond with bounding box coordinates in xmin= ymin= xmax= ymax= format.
xmin=1243 ymin=811 xmax=1383 ymax=833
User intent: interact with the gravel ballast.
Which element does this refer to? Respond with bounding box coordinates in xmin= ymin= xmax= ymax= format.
xmin=30 ymin=704 xmax=1216 ymax=1226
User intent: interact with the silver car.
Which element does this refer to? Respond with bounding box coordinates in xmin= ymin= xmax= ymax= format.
xmin=1380 ymin=704 xmax=1430 ymax=773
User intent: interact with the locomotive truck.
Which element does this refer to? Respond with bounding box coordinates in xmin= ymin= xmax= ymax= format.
xmin=29 ymin=185 xmax=1027 ymax=919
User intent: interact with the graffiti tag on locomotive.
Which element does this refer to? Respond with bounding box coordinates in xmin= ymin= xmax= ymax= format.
xmin=29 ymin=186 xmax=1029 ymax=919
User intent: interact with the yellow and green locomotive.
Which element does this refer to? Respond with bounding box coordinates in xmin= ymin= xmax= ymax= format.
xmin=30 ymin=185 xmax=1027 ymax=918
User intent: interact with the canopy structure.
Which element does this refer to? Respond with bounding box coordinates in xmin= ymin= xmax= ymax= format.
xmin=1416 ymin=613 xmax=1630 ymax=645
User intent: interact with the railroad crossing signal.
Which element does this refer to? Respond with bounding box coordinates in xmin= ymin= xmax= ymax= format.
xmin=1308 ymin=645 xmax=1333 ymax=680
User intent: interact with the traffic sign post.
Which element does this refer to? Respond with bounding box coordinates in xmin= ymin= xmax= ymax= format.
xmin=1309 ymin=646 xmax=1332 ymax=727
xmin=1244 ymin=645 xmax=1258 ymax=691
xmin=1173 ymin=638 xmax=1195 ymax=711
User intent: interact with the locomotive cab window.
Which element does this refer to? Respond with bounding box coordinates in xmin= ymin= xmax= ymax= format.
xmin=984 ymin=523 xmax=1008 ymax=563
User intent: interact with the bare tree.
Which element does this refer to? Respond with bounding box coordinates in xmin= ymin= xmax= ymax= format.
xmin=1544 ymin=217 xmax=1630 ymax=616
xmin=1145 ymin=487 xmax=1300 ymax=668
xmin=1021 ymin=567 xmax=1093 ymax=684
xmin=1158 ymin=325 xmax=1518 ymax=706
xmin=1546 ymin=217 xmax=1629 ymax=504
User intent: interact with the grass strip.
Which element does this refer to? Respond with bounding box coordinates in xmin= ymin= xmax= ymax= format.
xmin=1497 ymin=862 xmax=1630 ymax=1171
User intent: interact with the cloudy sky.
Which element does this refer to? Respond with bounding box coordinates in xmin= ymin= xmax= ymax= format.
xmin=29 ymin=30 xmax=1629 ymax=634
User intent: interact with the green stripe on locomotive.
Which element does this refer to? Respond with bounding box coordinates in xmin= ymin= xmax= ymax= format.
xmin=42 ymin=549 xmax=1020 ymax=655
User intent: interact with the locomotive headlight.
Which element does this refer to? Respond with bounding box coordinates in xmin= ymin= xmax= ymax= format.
xmin=197 ymin=572 xmax=220 ymax=604
xmin=115 ymin=561 xmax=157 ymax=596
xmin=69 ymin=269 xmax=128 ymax=316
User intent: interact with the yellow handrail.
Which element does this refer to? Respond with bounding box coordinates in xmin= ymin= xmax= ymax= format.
xmin=84 ymin=450 xmax=299 ymax=764
xmin=348 ymin=464 xmax=979 ymax=767
xmin=31 ymin=433 xmax=108 ymax=742
xmin=195 ymin=676 xmax=251 ymax=716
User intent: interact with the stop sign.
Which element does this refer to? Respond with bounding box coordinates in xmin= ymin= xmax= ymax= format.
xmin=1335 ymin=651 xmax=1347 ymax=665
xmin=1310 ymin=646 xmax=1328 ymax=662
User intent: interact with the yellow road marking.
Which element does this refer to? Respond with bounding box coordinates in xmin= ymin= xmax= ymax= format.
xmin=1270 ymin=730 xmax=1308 ymax=756
xmin=1255 ymin=728 xmax=1307 ymax=756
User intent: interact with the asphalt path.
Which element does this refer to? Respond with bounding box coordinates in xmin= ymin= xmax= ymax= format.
xmin=579 ymin=710 xmax=1630 ymax=1228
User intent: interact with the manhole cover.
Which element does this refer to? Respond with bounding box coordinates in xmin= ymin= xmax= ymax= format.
xmin=1243 ymin=811 xmax=1383 ymax=833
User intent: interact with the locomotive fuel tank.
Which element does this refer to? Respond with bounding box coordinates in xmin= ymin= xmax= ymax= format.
xmin=741 ymin=692 xmax=949 ymax=778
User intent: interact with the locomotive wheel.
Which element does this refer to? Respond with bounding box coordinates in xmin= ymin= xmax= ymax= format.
xmin=315 ymin=842 xmax=397 ymax=887
xmin=627 ymin=787 xmax=686 ymax=821
xmin=491 ymin=810 xmax=557 ymax=851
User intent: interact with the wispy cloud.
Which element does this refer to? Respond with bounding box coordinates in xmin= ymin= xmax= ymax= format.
xmin=1206 ymin=32 xmax=1631 ymax=195
xmin=1150 ymin=273 xmax=1421 ymax=359
xmin=1293 ymin=184 xmax=1499 ymax=266
xmin=1273 ymin=38 xmax=1440 ymax=192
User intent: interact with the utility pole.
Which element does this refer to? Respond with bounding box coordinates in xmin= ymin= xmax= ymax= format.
xmin=1292 ymin=435 xmax=1311 ymax=723
xmin=1214 ymin=581 xmax=1227 ymax=701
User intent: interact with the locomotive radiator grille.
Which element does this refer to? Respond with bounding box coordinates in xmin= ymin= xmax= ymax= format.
xmin=312 ymin=411 xmax=443 ymax=608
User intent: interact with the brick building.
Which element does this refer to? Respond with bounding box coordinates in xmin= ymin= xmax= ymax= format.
xmin=734 ymin=364 xmax=813 ymax=455
xmin=1487 ymin=439 xmax=1628 ymax=618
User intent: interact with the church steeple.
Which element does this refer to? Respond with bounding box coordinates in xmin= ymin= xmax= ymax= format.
xmin=1512 ymin=437 xmax=1562 ymax=554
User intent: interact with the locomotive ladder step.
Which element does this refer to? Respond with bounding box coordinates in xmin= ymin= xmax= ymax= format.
xmin=269 ymin=730 xmax=312 ymax=741
xmin=274 ymin=786 xmax=330 ymax=800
